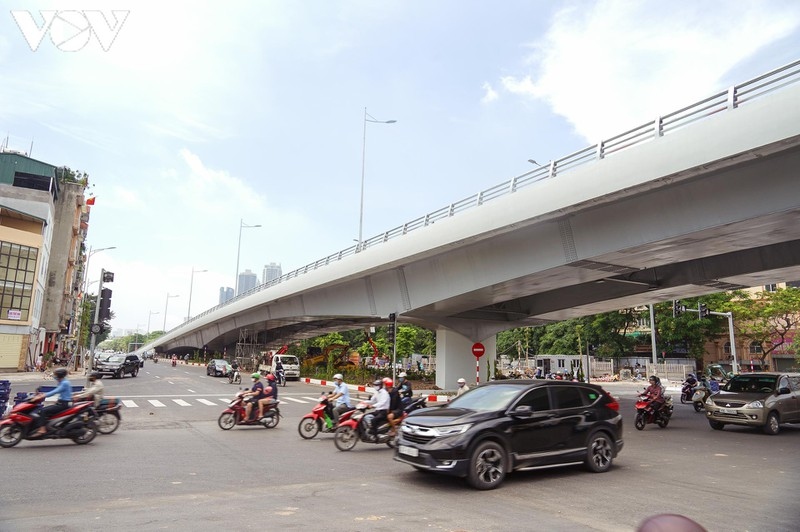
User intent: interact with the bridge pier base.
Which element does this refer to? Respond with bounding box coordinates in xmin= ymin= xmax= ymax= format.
xmin=435 ymin=329 xmax=496 ymax=391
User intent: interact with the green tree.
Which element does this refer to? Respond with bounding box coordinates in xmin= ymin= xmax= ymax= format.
xmin=721 ymin=287 xmax=800 ymax=367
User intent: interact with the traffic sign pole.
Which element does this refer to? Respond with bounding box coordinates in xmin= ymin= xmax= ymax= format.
xmin=472 ymin=342 xmax=485 ymax=385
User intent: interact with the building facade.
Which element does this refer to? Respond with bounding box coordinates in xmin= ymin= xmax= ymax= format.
xmin=262 ymin=262 xmax=282 ymax=284
xmin=237 ymin=269 xmax=257 ymax=294
xmin=219 ymin=286 xmax=233 ymax=305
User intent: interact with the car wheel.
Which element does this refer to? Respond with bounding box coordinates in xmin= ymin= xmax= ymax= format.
xmin=132 ymin=368 xmax=138 ymax=378
xmin=116 ymin=370 xmax=123 ymax=379
xmin=634 ymin=412 xmax=646 ymax=430
xmin=708 ymin=420 xmax=725 ymax=431
xmin=467 ymin=440 xmax=506 ymax=490
xmin=97 ymin=412 xmax=121 ymax=435
xmin=763 ymin=412 xmax=780 ymax=435
xmin=218 ymin=412 xmax=236 ymax=430
xmin=585 ymin=432 xmax=614 ymax=473
xmin=693 ymin=401 xmax=704 ymax=412
xmin=0 ymin=423 xmax=24 ymax=448
xmin=298 ymin=418 xmax=321 ymax=440
xmin=334 ymin=425 xmax=358 ymax=451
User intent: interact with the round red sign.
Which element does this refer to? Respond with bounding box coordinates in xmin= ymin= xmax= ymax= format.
xmin=472 ymin=342 xmax=485 ymax=358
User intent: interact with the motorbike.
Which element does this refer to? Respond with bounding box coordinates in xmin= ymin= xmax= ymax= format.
xmin=334 ymin=396 xmax=427 ymax=451
xmin=171 ymin=358 xmax=177 ymax=367
xmin=634 ymin=393 xmax=674 ymax=430
xmin=690 ymin=376 xmax=718 ymax=412
xmin=94 ymin=397 xmax=123 ymax=434
xmin=297 ymin=394 xmax=356 ymax=440
xmin=680 ymin=379 xmax=698 ymax=405
xmin=218 ymin=390 xmax=280 ymax=430
xmin=153 ymin=356 xmax=158 ymax=364
xmin=276 ymin=368 xmax=286 ymax=387
xmin=0 ymin=394 xmax=98 ymax=447
xmin=227 ymin=368 xmax=241 ymax=385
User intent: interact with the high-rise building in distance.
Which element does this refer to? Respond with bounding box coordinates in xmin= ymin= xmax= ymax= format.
xmin=263 ymin=262 xmax=282 ymax=284
xmin=219 ymin=286 xmax=233 ymax=305
xmin=238 ymin=269 xmax=257 ymax=294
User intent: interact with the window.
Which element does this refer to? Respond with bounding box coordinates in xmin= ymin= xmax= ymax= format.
xmin=516 ymin=387 xmax=551 ymax=412
xmin=723 ymin=342 xmax=731 ymax=355
xmin=0 ymin=241 xmax=38 ymax=322
xmin=749 ymin=342 xmax=763 ymax=355
xmin=551 ymin=386 xmax=585 ymax=409
xmin=763 ymin=284 xmax=777 ymax=292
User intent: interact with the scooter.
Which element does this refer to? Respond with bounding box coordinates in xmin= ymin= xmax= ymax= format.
xmin=297 ymin=394 xmax=355 ymax=440
xmin=690 ymin=376 xmax=718 ymax=412
xmin=634 ymin=393 xmax=674 ymax=430
xmin=171 ymin=358 xmax=177 ymax=367
xmin=0 ymin=394 xmax=97 ymax=447
xmin=276 ymin=368 xmax=286 ymax=387
xmin=94 ymin=397 xmax=123 ymax=434
xmin=218 ymin=390 xmax=280 ymax=430
xmin=334 ymin=396 xmax=427 ymax=451
xmin=227 ymin=368 xmax=241 ymax=385
xmin=680 ymin=378 xmax=697 ymax=404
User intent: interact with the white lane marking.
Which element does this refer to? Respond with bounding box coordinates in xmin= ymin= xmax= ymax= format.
xmin=167 ymin=381 xmax=174 ymax=385
xmin=196 ymin=399 xmax=217 ymax=406
xmin=187 ymin=389 xmax=196 ymax=393
xmin=122 ymin=400 xmax=138 ymax=408
xmin=155 ymin=376 xmax=161 ymax=379
xmin=302 ymin=396 xmax=323 ymax=402
xmin=148 ymin=400 xmax=166 ymax=407
xmin=219 ymin=398 xmax=231 ymax=405
xmin=280 ymin=397 xmax=309 ymax=403
xmin=173 ymin=399 xmax=191 ymax=406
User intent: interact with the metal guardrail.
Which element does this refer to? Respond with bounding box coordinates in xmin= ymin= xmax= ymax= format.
xmin=172 ymin=58 xmax=800 ymax=335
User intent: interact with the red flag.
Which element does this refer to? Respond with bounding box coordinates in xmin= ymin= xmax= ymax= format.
xmin=85 ymin=197 xmax=96 ymax=205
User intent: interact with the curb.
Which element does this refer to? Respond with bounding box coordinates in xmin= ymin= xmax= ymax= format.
xmin=300 ymin=377 xmax=450 ymax=403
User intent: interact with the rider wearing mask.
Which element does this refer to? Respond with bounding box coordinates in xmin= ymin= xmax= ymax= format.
xmin=396 ymin=372 xmax=413 ymax=406
xmin=385 ymin=378 xmax=403 ymax=437
xmin=32 ymin=367 xmax=72 ymax=437
xmin=328 ymin=373 xmax=352 ymax=424
xmin=243 ymin=373 xmax=265 ymax=422
xmin=368 ymin=379 xmax=390 ymax=440
xmin=644 ymin=376 xmax=665 ymax=417
xmin=73 ymin=372 xmax=104 ymax=406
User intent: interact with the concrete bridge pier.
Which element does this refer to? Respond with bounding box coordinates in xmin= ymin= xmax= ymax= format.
xmin=435 ymin=328 xmax=496 ymax=391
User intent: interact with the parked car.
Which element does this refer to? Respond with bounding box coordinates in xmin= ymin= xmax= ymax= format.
xmin=704 ymin=372 xmax=800 ymax=435
xmin=95 ymin=354 xmax=140 ymax=379
xmin=206 ymin=359 xmax=231 ymax=377
xmin=394 ymin=380 xmax=623 ymax=490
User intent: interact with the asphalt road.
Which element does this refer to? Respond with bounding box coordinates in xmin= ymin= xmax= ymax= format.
xmin=1 ymin=364 xmax=798 ymax=532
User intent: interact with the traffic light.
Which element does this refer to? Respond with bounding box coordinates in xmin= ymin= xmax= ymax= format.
xmin=98 ymin=288 xmax=112 ymax=321
xmin=102 ymin=270 xmax=115 ymax=283
xmin=387 ymin=313 xmax=397 ymax=345
xmin=672 ymin=300 xmax=683 ymax=317
xmin=699 ymin=303 xmax=709 ymax=318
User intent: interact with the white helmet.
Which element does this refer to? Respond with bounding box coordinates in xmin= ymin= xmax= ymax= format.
xmin=457 ymin=378 xmax=466 ymax=384
xmin=399 ymin=372 xmax=407 ymax=378
xmin=333 ymin=373 xmax=343 ymax=380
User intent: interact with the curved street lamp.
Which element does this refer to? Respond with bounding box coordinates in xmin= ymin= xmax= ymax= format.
xmin=358 ymin=107 xmax=396 ymax=250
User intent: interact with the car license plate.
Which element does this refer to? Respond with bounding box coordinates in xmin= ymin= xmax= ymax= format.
xmin=398 ymin=445 xmax=419 ymax=457
xmin=719 ymin=408 xmax=736 ymax=414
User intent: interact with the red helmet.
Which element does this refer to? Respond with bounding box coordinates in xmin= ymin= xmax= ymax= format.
xmin=267 ymin=373 xmax=276 ymax=381
xmin=382 ymin=377 xmax=393 ymax=387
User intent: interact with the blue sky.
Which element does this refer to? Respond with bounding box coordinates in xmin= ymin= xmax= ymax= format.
xmin=1 ymin=0 xmax=799 ymax=333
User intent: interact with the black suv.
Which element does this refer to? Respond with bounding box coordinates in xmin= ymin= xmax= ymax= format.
xmin=394 ymin=380 xmax=623 ymax=490
xmin=95 ymin=354 xmax=140 ymax=379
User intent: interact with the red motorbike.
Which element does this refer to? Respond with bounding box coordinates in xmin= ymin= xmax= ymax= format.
xmin=334 ymin=396 xmax=427 ymax=451
xmin=218 ymin=390 xmax=280 ymax=430
xmin=297 ymin=394 xmax=355 ymax=440
xmin=634 ymin=393 xmax=674 ymax=430
xmin=0 ymin=394 xmax=98 ymax=447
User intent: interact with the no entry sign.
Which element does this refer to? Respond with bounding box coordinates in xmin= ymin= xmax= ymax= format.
xmin=472 ymin=342 xmax=485 ymax=359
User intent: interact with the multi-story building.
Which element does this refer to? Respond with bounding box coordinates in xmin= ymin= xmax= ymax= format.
xmin=0 ymin=151 xmax=89 ymax=371
xmin=237 ymin=269 xmax=257 ymax=294
xmin=262 ymin=262 xmax=282 ymax=284
xmin=219 ymin=287 xmax=233 ymax=305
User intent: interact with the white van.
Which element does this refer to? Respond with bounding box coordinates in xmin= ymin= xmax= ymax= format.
xmin=260 ymin=354 xmax=301 ymax=381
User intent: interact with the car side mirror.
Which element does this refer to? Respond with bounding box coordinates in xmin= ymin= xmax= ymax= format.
xmin=510 ymin=405 xmax=533 ymax=417
xmin=778 ymin=387 xmax=791 ymax=395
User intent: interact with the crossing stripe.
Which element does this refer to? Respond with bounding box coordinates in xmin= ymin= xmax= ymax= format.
xmin=122 ymin=400 xmax=138 ymax=408
xmin=196 ymin=398 xmax=217 ymax=406
xmin=173 ymin=399 xmax=191 ymax=406
xmin=219 ymin=398 xmax=232 ymax=405
xmin=302 ymin=396 xmax=323 ymax=402
xmin=280 ymin=396 xmax=309 ymax=404
xmin=148 ymin=400 xmax=166 ymax=407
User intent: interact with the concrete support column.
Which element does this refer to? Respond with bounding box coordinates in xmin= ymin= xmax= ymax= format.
xmin=435 ymin=328 xmax=496 ymax=391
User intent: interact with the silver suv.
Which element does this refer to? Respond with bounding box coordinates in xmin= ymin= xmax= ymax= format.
xmin=704 ymin=372 xmax=800 ymax=435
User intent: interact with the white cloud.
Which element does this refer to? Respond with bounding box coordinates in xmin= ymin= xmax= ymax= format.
xmin=503 ymin=0 xmax=800 ymax=142
xmin=480 ymin=82 xmax=498 ymax=104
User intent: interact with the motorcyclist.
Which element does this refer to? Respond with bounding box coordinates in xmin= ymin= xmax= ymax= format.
xmin=396 ymin=372 xmax=413 ymax=406
xmin=368 ymin=379 xmax=390 ymax=441
xmin=682 ymin=373 xmax=698 ymax=400
xmin=274 ymin=359 xmax=285 ymax=383
xmin=242 ymin=373 xmax=265 ymax=422
xmin=385 ymin=378 xmax=403 ymax=437
xmin=328 ymin=373 xmax=352 ymax=424
xmin=31 ymin=367 xmax=72 ymax=437
xmin=73 ymin=371 xmax=104 ymax=406
xmin=643 ymin=375 xmax=665 ymax=418
xmin=257 ymin=374 xmax=278 ymax=418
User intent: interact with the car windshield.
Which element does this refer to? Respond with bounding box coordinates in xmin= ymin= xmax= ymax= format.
xmin=107 ymin=356 xmax=125 ymax=363
xmin=725 ymin=375 xmax=777 ymax=393
xmin=446 ymin=384 xmax=527 ymax=411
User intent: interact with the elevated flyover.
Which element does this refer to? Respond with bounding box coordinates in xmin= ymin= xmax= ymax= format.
xmin=144 ymin=60 xmax=800 ymax=389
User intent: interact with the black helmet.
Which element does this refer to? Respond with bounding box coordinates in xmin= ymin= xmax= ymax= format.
xmin=53 ymin=368 xmax=68 ymax=379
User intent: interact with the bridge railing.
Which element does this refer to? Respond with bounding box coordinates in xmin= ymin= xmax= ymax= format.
xmin=173 ymin=58 xmax=800 ymax=334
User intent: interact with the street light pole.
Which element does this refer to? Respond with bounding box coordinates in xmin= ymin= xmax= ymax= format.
xmin=187 ymin=267 xmax=208 ymax=321
xmin=234 ymin=219 xmax=261 ymax=296
xmin=147 ymin=310 xmax=159 ymax=337
xmin=82 ymin=246 xmax=116 ymax=295
xmin=358 ymin=107 xmax=396 ymax=251
xmin=164 ymin=293 xmax=179 ymax=331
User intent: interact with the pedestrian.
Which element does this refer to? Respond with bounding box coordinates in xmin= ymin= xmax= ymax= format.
xmin=456 ymin=378 xmax=470 ymax=396
xmin=37 ymin=353 xmax=44 ymax=371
